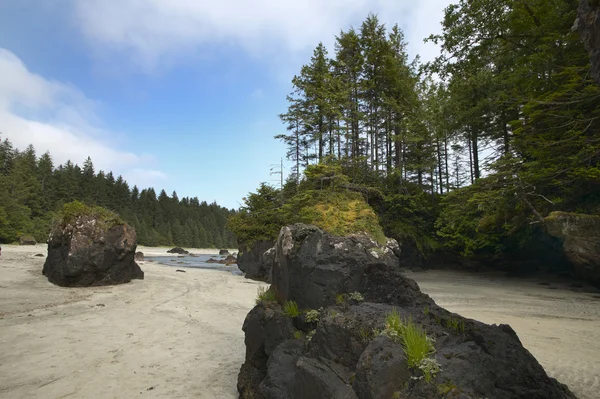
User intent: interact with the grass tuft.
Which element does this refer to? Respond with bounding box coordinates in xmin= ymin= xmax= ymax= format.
xmin=283 ymin=300 xmax=300 ymax=318
xmin=255 ymin=286 xmax=276 ymax=305
xmin=384 ymin=309 xmax=440 ymax=381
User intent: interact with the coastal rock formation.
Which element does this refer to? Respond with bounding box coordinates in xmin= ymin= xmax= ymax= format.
xmin=19 ymin=235 xmax=37 ymax=245
xmin=167 ymin=247 xmax=189 ymax=255
xmin=238 ymin=224 xmax=575 ymax=399
xmin=219 ymin=249 xmax=230 ymax=255
xmin=237 ymin=240 xmax=276 ymax=283
xmin=546 ymin=211 xmax=600 ymax=287
xmin=206 ymin=254 xmax=237 ymax=265
xmin=43 ymin=213 xmax=144 ymax=287
xmin=135 ymin=251 xmax=144 ymax=261
xmin=575 ymin=0 xmax=600 ymax=84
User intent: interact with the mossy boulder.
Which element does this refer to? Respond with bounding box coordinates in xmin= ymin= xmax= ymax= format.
xmin=42 ymin=201 xmax=143 ymax=287
xmin=545 ymin=211 xmax=600 ymax=286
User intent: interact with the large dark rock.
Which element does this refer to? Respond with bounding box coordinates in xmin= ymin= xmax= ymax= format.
xmin=219 ymin=249 xmax=230 ymax=255
xmin=237 ymin=240 xmax=276 ymax=283
xmin=575 ymin=0 xmax=600 ymax=84
xmin=135 ymin=251 xmax=144 ymax=261
xmin=238 ymin=224 xmax=575 ymax=399
xmin=43 ymin=215 xmax=143 ymax=287
xmin=19 ymin=235 xmax=37 ymax=245
xmin=273 ymin=224 xmax=399 ymax=309
xmin=167 ymin=247 xmax=189 ymax=255
xmin=546 ymin=211 xmax=600 ymax=287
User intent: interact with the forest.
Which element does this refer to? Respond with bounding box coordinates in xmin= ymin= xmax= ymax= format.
xmin=0 ymin=138 xmax=237 ymax=248
xmin=232 ymin=0 xmax=599 ymax=268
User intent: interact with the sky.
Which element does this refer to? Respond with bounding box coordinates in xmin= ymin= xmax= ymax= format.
xmin=0 ymin=0 xmax=453 ymax=209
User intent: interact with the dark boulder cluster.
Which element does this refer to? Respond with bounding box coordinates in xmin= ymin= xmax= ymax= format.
xmin=207 ymin=254 xmax=238 ymax=265
xmin=237 ymin=224 xmax=575 ymax=399
xmin=237 ymin=240 xmax=277 ymax=283
xmin=43 ymin=215 xmax=144 ymax=287
xmin=167 ymin=247 xmax=189 ymax=255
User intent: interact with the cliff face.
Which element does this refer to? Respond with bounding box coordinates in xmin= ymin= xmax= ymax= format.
xmin=576 ymin=0 xmax=600 ymax=84
xmin=546 ymin=211 xmax=600 ymax=287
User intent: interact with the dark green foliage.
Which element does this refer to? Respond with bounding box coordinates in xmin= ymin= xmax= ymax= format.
xmin=0 ymin=136 xmax=236 ymax=247
xmin=270 ymin=7 xmax=599 ymax=265
xmin=228 ymin=166 xmax=386 ymax=247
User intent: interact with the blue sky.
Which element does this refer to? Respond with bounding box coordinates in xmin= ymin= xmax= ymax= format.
xmin=0 ymin=0 xmax=452 ymax=209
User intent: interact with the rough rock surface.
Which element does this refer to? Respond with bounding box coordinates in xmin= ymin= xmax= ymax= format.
xmin=237 ymin=240 xmax=276 ymax=283
xmin=167 ymin=247 xmax=189 ymax=255
xmin=546 ymin=211 xmax=600 ymax=287
xmin=43 ymin=216 xmax=144 ymax=287
xmin=238 ymin=224 xmax=575 ymax=399
xmin=576 ymin=0 xmax=600 ymax=84
xmin=19 ymin=235 xmax=37 ymax=245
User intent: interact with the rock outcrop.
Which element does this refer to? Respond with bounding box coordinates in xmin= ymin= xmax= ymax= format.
xmin=167 ymin=247 xmax=189 ymax=255
xmin=546 ymin=211 xmax=600 ymax=287
xmin=575 ymin=0 xmax=600 ymax=84
xmin=19 ymin=235 xmax=37 ymax=245
xmin=237 ymin=240 xmax=276 ymax=283
xmin=238 ymin=224 xmax=575 ymax=399
xmin=135 ymin=251 xmax=144 ymax=261
xmin=206 ymin=254 xmax=238 ymax=265
xmin=43 ymin=214 xmax=144 ymax=287
xmin=219 ymin=249 xmax=230 ymax=255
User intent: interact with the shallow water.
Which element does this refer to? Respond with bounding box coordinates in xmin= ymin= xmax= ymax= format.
xmin=147 ymin=254 xmax=243 ymax=275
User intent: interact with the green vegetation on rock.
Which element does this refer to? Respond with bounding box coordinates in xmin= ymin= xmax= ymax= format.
xmin=228 ymin=164 xmax=386 ymax=247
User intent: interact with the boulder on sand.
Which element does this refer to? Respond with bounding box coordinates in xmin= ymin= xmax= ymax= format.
xmin=219 ymin=249 xmax=230 ymax=255
xmin=19 ymin=235 xmax=37 ymax=245
xmin=238 ymin=224 xmax=575 ymax=399
xmin=135 ymin=251 xmax=144 ymax=261
xmin=42 ymin=202 xmax=144 ymax=287
xmin=167 ymin=247 xmax=189 ymax=255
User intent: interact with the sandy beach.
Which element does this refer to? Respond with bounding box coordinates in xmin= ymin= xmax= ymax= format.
xmin=0 ymin=245 xmax=265 ymax=399
xmin=1 ymin=245 xmax=599 ymax=399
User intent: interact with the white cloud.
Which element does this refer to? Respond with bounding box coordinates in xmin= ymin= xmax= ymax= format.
xmin=0 ymin=48 xmax=166 ymax=188
xmin=71 ymin=0 xmax=453 ymax=70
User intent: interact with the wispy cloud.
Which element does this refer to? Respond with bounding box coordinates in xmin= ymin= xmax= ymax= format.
xmin=0 ymin=48 xmax=166 ymax=188
xmin=70 ymin=0 xmax=452 ymax=71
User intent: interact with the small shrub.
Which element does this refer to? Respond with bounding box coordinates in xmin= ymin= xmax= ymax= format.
xmin=305 ymin=308 xmax=321 ymax=323
xmin=348 ymin=292 xmax=364 ymax=302
xmin=336 ymin=293 xmax=346 ymax=305
xmin=306 ymin=330 xmax=316 ymax=341
xmin=419 ymin=357 xmax=441 ymax=382
xmin=423 ymin=305 xmax=430 ymax=316
xmin=294 ymin=330 xmax=304 ymax=340
xmin=283 ymin=301 xmax=300 ymax=318
xmin=255 ymin=286 xmax=276 ymax=305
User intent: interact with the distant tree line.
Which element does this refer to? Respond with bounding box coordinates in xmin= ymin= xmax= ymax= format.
xmin=0 ymin=137 xmax=236 ymax=248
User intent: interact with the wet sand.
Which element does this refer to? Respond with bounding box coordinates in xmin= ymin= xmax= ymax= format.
xmin=1 ymin=245 xmax=598 ymax=398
